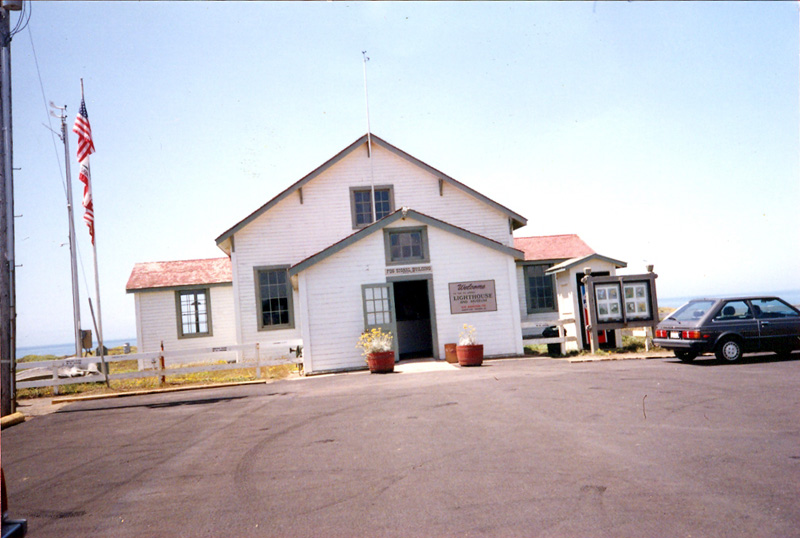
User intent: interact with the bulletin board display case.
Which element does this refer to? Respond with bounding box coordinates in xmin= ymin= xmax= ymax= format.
xmin=582 ymin=273 xmax=659 ymax=331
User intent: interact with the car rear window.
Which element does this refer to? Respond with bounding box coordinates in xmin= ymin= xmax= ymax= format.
xmin=668 ymin=300 xmax=716 ymax=321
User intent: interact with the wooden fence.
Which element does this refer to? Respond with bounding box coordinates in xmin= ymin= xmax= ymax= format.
xmin=520 ymin=317 xmax=577 ymax=354
xmin=16 ymin=341 xmax=303 ymax=394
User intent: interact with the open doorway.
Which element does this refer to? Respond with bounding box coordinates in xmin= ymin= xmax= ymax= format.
xmin=392 ymin=279 xmax=434 ymax=360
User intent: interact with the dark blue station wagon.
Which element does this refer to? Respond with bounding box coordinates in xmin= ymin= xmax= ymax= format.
xmin=654 ymin=296 xmax=800 ymax=362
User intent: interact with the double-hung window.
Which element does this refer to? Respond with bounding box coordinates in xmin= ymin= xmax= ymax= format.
xmin=255 ymin=266 xmax=294 ymax=330
xmin=524 ymin=264 xmax=557 ymax=314
xmin=176 ymin=289 xmax=212 ymax=338
xmin=350 ymin=186 xmax=393 ymax=228
xmin=384 ymin=227 xmax=429 ymax=265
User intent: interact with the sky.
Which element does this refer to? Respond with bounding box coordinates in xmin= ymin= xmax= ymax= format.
xmin=8 ymin=1 xmax=800 ymax=347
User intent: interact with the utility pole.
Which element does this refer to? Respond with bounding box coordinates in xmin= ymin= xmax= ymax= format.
xmin=0 ymin=0 xmax=21 ymax=417
xmin=50 ymin=103 xmax=82 ymax=359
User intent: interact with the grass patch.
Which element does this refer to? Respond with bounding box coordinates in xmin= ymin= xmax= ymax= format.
xmin=17 ymin=354 xmax=62 ymax=363
xmin=524 ymin=343 xmax=584 ymax=358
xmin=526 ymin=336 xmax=652 ymax=358
xmin=619 ymin=335 xmax=647 ymax=353
xmin=16 ymin=346 xmax=300 ymax=399
xmin=524 ymin=344 xmax=549 ymax=356
xmin=17 ymin=345 xmax=139 ymax=363
xmin=591 ymin=336 xmax=649 ymax=356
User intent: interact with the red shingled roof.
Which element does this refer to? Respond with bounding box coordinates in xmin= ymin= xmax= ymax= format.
xmin=513 ymin=234 xmax=595 ymax=262
xmin=126 ymin=258 xmax=232 ymax=291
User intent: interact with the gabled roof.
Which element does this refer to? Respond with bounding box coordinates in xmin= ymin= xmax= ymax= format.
xmin=513 ymin=234 xmax=595 ymax=262
xmin=289 ymin=208 xmax=524 ymax=276
xmin=215 ymin=133 xmax=528 ymax=249
xmin=545 ymin=254 xmax=627 ymax=275
xmin=126 ymin=258 xmax=232 ymax=292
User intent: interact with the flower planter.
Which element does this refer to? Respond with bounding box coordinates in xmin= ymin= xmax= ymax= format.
xmin=444 ymin=343 xmax=458 ymax=363
xmin=456 ymin=344 xmax=483 ymax=367
xmin=366 ymin=351 xmax=395 ymax=373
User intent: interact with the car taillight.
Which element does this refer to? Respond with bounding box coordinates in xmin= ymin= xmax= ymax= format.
xmin=681 ymin=330 xmax=708 ymax=340
xmin=655 ymin=329 xmax=667 ymax=338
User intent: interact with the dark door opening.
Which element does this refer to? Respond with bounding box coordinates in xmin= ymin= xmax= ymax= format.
xmin=392 ymin=279 xmax=433 ymax=360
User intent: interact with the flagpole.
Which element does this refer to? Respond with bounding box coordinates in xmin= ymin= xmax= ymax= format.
xmin=362 ymin=51 xmax=376 ymax=223
xmin=78 ymin=79 xmax=108 ymax=385
xmin=91 ymin=221 xmax=106 ymax=383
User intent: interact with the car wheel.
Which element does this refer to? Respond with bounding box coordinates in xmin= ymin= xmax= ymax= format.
xmin=674 ymin=350 xmax=697 ymax=362
xmin=715 ymin=338 xmax=742 ymax=363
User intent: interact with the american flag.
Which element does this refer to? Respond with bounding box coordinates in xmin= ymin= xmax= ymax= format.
xmin=73 ymin=97 xmax=96 ymax=244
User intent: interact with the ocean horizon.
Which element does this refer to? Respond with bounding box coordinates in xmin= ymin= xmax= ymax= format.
xmin=658 ymin=289 xmax=800 ymax=309
xmin=17 ymin=337 xmax=138 ymax=359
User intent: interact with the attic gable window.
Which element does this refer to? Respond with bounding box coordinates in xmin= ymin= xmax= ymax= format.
xmin=350 ymin=185 xmax=394 ymax=229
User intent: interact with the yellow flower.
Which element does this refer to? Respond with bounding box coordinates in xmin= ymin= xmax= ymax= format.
xmin=356 ymin=327 xmax=394 ymax=356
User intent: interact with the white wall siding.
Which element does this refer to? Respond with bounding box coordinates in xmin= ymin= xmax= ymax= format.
xmin=231 ymin=144 xmax=513 ymax=268
xmin=134 ymin=285 xmax=238 ymax=365
xmin=299 ymin=216 xmax=522 ymax=373
xmin=516 ymin=265 xmax=560 ymax=333
xmin=554 ymin=272 xmax=581 ymax=351
xmin=230 ymin=257 xmax=303 ymax=355
xmin=302 ymin=232 xmax=388 ymax=373
xmin=557 ymin=259 xmax=621 ymax=350
xmin=426 ymin=224 xmax=522 ymax=359
xmin=230 ymin=142 xmax=515 ymax=355
xmin=230 ymin=248 xmax=244 ymax=348
xmin=134 ymin=293 xmax=144 ymax=355
xmin=506 ymin=257 xmax=524 ymax=355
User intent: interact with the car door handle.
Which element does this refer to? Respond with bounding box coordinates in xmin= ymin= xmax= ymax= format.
xmin=761 ymin=321 xmax=770 ymax=326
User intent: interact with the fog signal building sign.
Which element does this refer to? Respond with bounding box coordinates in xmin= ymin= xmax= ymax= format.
xmin=449 ymin=280 xmax=497 ymax=314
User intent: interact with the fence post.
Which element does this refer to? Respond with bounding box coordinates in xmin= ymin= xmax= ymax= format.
xmin=159 ymin=341 xmax=166 ymax=387
xmin=52 ymin=363 xmax=60 ymax=395
xmin=255 ymin=343 xmax=261 ymax=379
xmin=558 ymin=322 xmax=566 ymax=356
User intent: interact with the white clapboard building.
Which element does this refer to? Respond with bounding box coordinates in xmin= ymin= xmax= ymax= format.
xmin=126 ymin=134 xmax=625 ymax=373
xmin=125 ymin=258 xmax=238 ymax=365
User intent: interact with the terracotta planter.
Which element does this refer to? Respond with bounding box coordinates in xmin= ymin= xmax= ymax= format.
xmin=456 ymin=344 xmax=484 ymax=367
xmin=366 ymin=351 xmax=395 ymax=373
xmin=444 ymin=343 xmax=458 ymax=363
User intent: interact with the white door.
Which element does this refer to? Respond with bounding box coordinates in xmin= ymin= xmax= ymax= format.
xmin=361 ymin=283 xmax=399 ymax=357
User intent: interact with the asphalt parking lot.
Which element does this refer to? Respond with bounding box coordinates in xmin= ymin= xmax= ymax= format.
xmin=4 ymin=354 xmax=800 ymax=537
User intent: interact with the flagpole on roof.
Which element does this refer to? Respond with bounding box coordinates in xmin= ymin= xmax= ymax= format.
xmin=74 ymin=79 xmax=108 ymax=386
xmin=362 ymin=51 xmax=376 ymax=223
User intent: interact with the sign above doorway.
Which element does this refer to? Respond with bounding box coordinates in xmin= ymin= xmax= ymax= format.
xmin=385 ymin=265 xmax=432 ymax=277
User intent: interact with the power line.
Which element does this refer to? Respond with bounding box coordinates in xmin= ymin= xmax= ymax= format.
xmin=27 ymin=24 xmax=67 ymax=199
xmin=9 ymin=0 xmax=29 ymax=38
xmin=28 ymin=19 xmax=94 ymax=354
